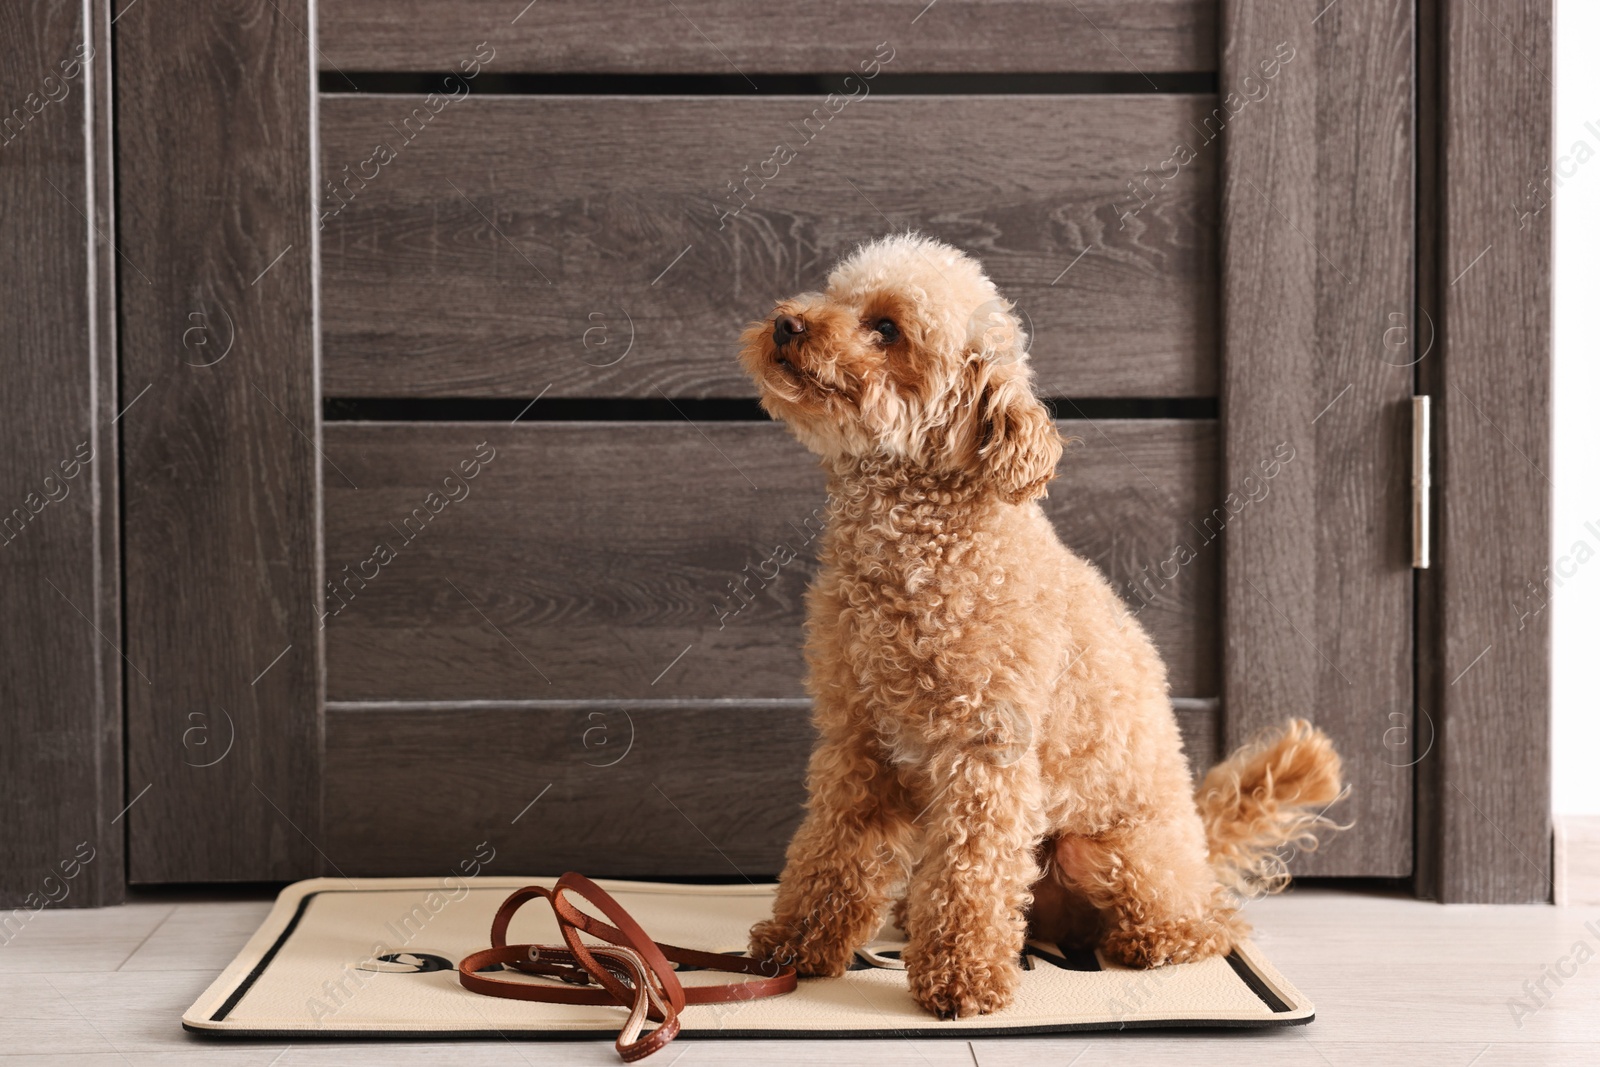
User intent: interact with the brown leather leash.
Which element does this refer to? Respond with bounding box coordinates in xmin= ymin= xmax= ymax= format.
xmin=458 ymin=873 xmax=797 ymax=1061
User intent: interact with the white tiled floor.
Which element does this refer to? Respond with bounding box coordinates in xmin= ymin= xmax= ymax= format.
xmin=4 ymin=888 xmax=1599 ymax=1066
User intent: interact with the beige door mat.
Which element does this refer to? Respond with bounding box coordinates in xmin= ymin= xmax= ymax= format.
xmin=184 ymin=876 xmax=1313 ymax=1040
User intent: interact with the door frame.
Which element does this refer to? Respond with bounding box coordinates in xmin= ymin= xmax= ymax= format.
xmin=0 ymin=0 xmax=122 ymax=911
xmin=1413 ymin=0 xmax=1554 ymax=903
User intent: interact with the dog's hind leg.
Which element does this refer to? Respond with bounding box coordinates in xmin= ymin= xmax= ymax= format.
xmin=1054 ymin=819 xmax=1244 ymax=969
xmin=748 ymin=735 xmax=914 ymax=977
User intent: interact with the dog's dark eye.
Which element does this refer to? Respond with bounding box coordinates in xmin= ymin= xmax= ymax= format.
xmin=874 ymin=319 xmax=899 ymax=343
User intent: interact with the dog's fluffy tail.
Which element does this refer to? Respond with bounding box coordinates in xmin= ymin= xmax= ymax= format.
xmin=1194 ymin=719 xmax=1347 ymax=897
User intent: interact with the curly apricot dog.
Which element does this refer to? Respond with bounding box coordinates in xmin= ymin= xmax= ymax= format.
xmin=740 ymin=234 xmax=1345 ymax=1019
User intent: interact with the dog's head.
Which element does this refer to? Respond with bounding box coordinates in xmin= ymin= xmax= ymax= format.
xmin=738 ymin=234 xmax=1061 ymax=503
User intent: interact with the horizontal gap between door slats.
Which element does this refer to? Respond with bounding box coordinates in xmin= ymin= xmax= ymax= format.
xmin=322 ymin=397 xmax=1220 ymax=423
xmin=325 ymin=697 xmax=1221 ymax=714
xmin=319 ymin=71 xmax=1218 ymax=97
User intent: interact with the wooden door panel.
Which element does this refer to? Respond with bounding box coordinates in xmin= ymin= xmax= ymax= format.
xmin=118 ymin=0 xmax=323 ymax=883
xmin=321 ymin=419 xmax=1219 ymax=701
xmin=319 ymin=95 xmax=1218 ymax=398
xmin=1220 ymin=0 xmax=1414 ymax=877
xmin=318 ymin=0 xmax=1216 ymax=74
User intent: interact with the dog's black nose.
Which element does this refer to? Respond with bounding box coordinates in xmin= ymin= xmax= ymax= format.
xmin=773 ymin=315 xmax=805 ymax=348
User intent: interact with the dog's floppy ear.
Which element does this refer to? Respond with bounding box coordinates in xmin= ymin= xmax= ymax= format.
xmin=964 ymin=358 xmax=1063 ymax=503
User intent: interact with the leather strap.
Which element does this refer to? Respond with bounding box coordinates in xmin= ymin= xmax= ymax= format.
xmin=458 ymin=873 xmax=796 ymax=1061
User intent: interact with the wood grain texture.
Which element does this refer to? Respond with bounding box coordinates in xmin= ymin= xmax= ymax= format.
xmin=1428 ymin=0 xmax=1551 ymax=902
xmin=319 ymin=95 xmax=1218 ymax=398
xmin=320 ymin=420 xmax=1218 ymax=703
xmin=117 ymin=0 xmax=323 ymax=883
xmin=1219 ymin=2 xmax=1415 ymax=876
xmin=322 ymin=699 xmax=1220 ymax=876
xmin=317 ymin=1 xmax=1216 ymax=75
xmin=0 ymin=0 xmax=122 ymax=909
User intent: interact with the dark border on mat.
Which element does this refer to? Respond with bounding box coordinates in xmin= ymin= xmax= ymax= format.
xmin=209 ymin=892 xmax=318 ymax=1021
xmin=1223 ymin=951 xmax=1292 ymax=1013
xmin=186 ymin=1015 xmax=1313 ymax=1041
xmin=199 ymin=888 xmax=1308 ymax=1034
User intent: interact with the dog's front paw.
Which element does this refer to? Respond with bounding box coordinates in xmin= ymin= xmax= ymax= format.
xmin=748 ymin=917 xmax=855 ymax=978
xmin=903 ymin=945 xmax=1021 ymax=1020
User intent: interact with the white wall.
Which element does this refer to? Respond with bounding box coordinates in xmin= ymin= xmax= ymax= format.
xmin=1553 ymin=0 xmax=1600 ymax=816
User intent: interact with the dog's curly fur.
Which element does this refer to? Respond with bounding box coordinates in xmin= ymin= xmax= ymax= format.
xmin=739 ymin=234 xmax=1346 ymax=1020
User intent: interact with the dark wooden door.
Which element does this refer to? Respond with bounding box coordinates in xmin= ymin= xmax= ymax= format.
xmin=108 ymin=0 xmax=1447 ymax=890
